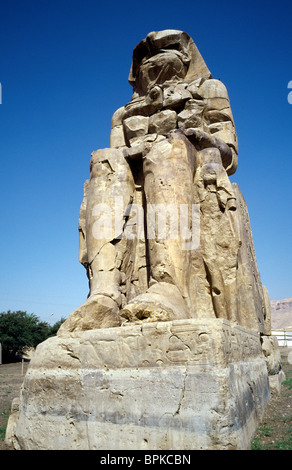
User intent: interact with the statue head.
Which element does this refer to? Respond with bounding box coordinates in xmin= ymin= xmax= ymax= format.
xmin=128 ymin=30 xmax=211 ymax=95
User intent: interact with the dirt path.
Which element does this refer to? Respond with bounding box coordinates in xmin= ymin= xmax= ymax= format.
xmin=251 ymin=351 xmax=292 ymax=450
xmin=0 ymin=362 xmax=29 ymax=450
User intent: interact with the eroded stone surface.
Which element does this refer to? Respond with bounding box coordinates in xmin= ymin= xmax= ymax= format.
xmin=58 ymin=30 xmax=270 ymax=337
xmin=5 ymin=30 xmax=281 ymax=451
xmin=6 ymin=319 xmax=270 ymax=450
xmin=59 ymin=29 xmax=248 ymax=335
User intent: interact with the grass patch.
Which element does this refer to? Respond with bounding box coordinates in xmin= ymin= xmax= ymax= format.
xmin=251 ymin=358 xmax=292 ymax=450
xmin=251 ymin=437 xmax=263 ymax=450
xmin=282 ymin=377 xmax=292 ymax=390
xmin=251 ymin=424 xmax=274 ymax=449
xmin=0 ymin=427 xmax=6 ymax=440
xmin=251 ymin=426 xmax=292 ymax=450
xmin=272 ymin=432 xmax=291 ymax=450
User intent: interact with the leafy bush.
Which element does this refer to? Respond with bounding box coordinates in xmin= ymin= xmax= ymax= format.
xmin=0 ymin=311 xmax=65 ymax=363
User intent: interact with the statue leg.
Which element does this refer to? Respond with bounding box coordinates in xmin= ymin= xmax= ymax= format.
xmin=58 ymin=148 xmax=135 ymax=334
xmin=196 ymin=148 xmax=240 ymax=321
xmin=121 ymin=131 xmax=197 ymax=323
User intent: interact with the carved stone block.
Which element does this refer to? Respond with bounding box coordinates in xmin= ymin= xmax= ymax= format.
xmin=6 ymin=319 xmax=270 ymax=450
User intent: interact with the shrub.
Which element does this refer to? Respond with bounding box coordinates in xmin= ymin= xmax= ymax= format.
xmin=0 ymin=311 xmax=64 ymax=363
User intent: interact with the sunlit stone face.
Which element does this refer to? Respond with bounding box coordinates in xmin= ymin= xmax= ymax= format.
xmin=136 ymin=51 xmax=188 ymax=94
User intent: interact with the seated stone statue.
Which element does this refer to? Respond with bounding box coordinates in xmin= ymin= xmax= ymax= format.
xmin=58 ymin=30 xmax=267 ymax=335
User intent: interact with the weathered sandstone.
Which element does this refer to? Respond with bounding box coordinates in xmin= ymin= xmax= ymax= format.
xmin=7 ymin=319 xmax=270 ymax=450
xmin=6 ymin=29 xmax=282 ymax=450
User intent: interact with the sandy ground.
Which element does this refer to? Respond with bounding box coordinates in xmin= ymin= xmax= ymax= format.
xmin=0 ymin=361 xmax=29 ymax=450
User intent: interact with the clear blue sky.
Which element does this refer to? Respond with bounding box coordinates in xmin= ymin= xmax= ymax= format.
xmin=0 ymin=0 xmax=291 ymax=324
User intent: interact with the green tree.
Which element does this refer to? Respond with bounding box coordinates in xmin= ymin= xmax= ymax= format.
xmin=47 ymin=317 xmax=66 ymax=336
xmin=0 ymin=310 xmax=51 ymax=362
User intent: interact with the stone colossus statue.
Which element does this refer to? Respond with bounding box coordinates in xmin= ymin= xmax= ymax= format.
xmin=58 ymin=30 xmax=269 ymax=336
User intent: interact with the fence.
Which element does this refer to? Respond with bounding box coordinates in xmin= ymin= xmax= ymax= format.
xmin=272 ymin=330 xmax=292 ymax=347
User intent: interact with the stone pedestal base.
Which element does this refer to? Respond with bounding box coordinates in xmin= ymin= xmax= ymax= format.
xmin=6 ymin=319 xmax=271 ymax=450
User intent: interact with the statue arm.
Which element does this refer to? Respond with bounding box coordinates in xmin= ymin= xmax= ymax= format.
xmin=78 ymin=179 xmax=90 ymax=268
xmin=110 ymin=106 xmax=126 ymax=148
xmin=198 ymin=79 xmax=238 ymax=175
xmin=184 ymin=127 xmax=233 ymax=170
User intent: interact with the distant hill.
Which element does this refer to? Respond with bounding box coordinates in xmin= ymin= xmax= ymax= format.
xmin=271 ymin=297 xmax=292 ymax=330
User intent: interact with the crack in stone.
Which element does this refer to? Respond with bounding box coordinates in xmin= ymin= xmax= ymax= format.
xmin=170 ymin=334 xmax=192 ymax=351
xmin=174 ymin=365 xmax=188 ymax=416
